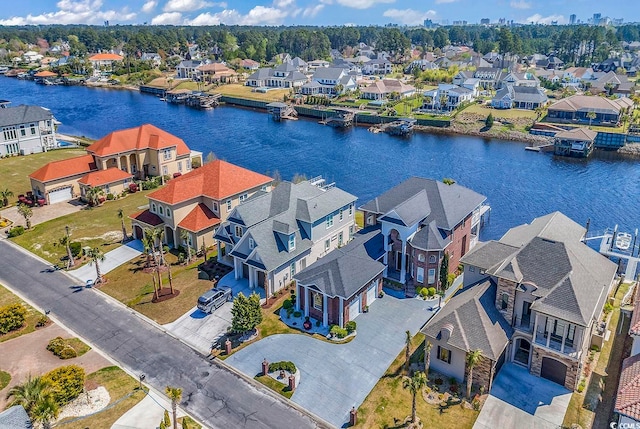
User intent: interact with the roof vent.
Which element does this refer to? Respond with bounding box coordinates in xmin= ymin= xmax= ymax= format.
xmin=440 ymin=323 xmax=454 ymax=341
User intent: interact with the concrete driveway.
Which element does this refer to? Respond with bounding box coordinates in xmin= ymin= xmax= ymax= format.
xmin=69 ymin=240 xmax=143 ymax=284
xmin=3 ymin=199 xmax=83 ymax=228
xmin=112 ymin=390 xmax=186 ymax=429
xmin=474 ymin=363 xmax=572 ymax=429
xmin=225 ymin=293 xmax=438 ymax=428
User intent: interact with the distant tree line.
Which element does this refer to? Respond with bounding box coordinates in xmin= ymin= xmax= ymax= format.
xmin=0 ymin=24 xmax=637 ymax=65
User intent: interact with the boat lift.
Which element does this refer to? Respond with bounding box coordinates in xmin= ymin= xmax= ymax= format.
xmin=583 ymin=222 xmax=640 ymax=280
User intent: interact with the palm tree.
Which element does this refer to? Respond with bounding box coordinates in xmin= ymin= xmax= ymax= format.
xmin=405 ymin=330 xmax=412 ymax=375
xmin=86 ymin=186 xmax=104 ymax=207
xmin=17 ymin=203 xmax=33 ymax=229
xmin=87 ymin=247 xmax=106 ymax=283
xmin=0 ymin=188 xmax=14 ymax=207
xmin=587 ymin=110 xmax=597 ymax=127
xmin=165 ymin=386 xmax=183 ymax=429
xmin=402 ymin=371 xmax=427 ymax=424
xmin=59 ymin=235 xmax=75 ymax=269
xmin=141 ymin=233 xmax=154 ymax=269
xmin=117 ymin=209 xmax=127 ymax=243
xmin=5 ymin=375 xmax=53 ymax=418
xmin=180 ymin=229 xmax=192 ymax=265
xmin=30 ymin=396 xmax=59 ymax=429
xmin=424 ymin=340 xmax=432 ymax=376
xmin=466 ymin=349 xmax=482 ymax=400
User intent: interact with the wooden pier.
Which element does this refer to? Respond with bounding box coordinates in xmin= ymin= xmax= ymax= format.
xmin=185 ymin=92 xmax=221 ymax=109
xmin=139 ymin=85 xmax=167 ymax=97
xmin=166 ymin=89 xmax=191 ymax=104
xmin=585 ymin=226 xmax=640 ymax=279
xmin=381 ymin=118 xmax=416 ymax=136
xmin=322 ymin=108 xmax=356 ymax=128
xmin=266 ymin=102 xmax=298 ymax=121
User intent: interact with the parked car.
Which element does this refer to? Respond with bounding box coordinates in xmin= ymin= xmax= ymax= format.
xmin=197 ymin=286 xmax=232 ymax=313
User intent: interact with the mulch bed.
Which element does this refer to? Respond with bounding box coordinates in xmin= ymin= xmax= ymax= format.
xmin=142 ymin=265 xmax=168 ymax=275
xmin=151 ymin=288 xmax=180 ymax=303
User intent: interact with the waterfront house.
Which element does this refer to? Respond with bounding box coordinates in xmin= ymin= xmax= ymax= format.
xmin=196 ymin=63 xmax=238 ymax=84
xmin=431 ymin=84 xmax=474 ymax=111
xmin=491 ymin=86 xmax=548 ymax=110
xmin=78 ymin=168 xmax=133 ymax=203
xmin=245 ymin=62 xmax=308 ymax=89
xmin=0 ymin=104 xmax=57 ymax=156
xmin=130 ymin=160 xmax=273 ymax=250
xmin=214 ymin=179 xmax=357 ymax=298
xmin=30 ymin=124 xmax=202 ymax=205
xmin=404 ymin=59 xmax=438 ymax=74
xmin=455 ymin=212 xmax=617 ymax=390
xmin=561 ymin=67 xmax=595 ymax=88
xmin=614 ymin=286 xmax=640 ymax=426
xmin=546 ymin=95 xmax=633 ymax=126
xmin=176 ymin=60 xmax=205 ymax=80
xmin=500 ymin=71 xmax=540 ymax=88
xmin=360 ymin=79 xmax=416 ymax=100
xmin=359 ymin=177 xmax=488 ymax=290
xmin=300 ymin=67 xmax=356 ymax=96
xmin=240 ymin=59 xmax=260 ymax=70
xmin=88 ymin=53 xmax=123 ymax=75
xmin=553 ymin=128 xmax=597 ymax=158
xmin=455 ymin=68 xmax=503 ymax=90
xmin=141 ymin=53 xmax=162 ymax=68
xmin=294 ymin=228 xmax=385 ymax=328
xmin=362 ymin=58 xmax=393 ymax=76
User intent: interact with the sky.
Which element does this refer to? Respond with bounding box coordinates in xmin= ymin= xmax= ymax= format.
xmin=0 ymin=0 xmax=638 ymax=27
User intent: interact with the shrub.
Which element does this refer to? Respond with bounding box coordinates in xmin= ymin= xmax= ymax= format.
xmin=447 ymin=273 xmax=456 ymax=286
xmin=43 ymin=365 xmax=85 ymax=406
xmin=590 ymin=345 xmax=600 ymax=352
xmin=36 ymin=315 xmax=49 ymax=327
xmin=47 ymin=336 xmax=66 ymax=354
xmin=427 ymin=287 xmax=436 ymax=297
xmin=485 ymin=113 xmax=494 ymax=128
xmin=378 ymin=290 xmax=385 ymax=298
xmin=0 ymin=303 xmax=27 ymax=334
xmin=330 ymin=325 xmax=348 ymax=339
xmin=7 ymin=226 xmax=25 ymax=237
xmin=106 ymin=193 xmax=115 ymax=200
xmin=286 ymin=307 xmax=294 ymax=318
xmin=345 ymin=320 xmax=357 ymax=334
xmin=268 ymin=361 xmax=297 ymax=374
xmin=293 ymin=311 xmax=302 ymax=318
xmin=59 ymin=347 xmax=78 ymax=359
xmin=577 ymin=380 xmax=586 ymax=393
xmin=282 ymin=299 xmax=293 ymax=310
xmin=603 ymin=302 xmax=614 ymax=315
xmin=69 ymin=241 xmax=82 ymax=258
xmin=434 ymin=378 xmax=443 ymax=385
xmin=419 ymin=288 xmax=429 ymax=298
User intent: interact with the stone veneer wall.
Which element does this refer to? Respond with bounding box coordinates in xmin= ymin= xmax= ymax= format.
xmin=466 ymin=354 xmax=494 ymax=393
xmin=496 ymin=278 xmax=517 ymax=325
xmin=530 ymin=346 xmax=579 ymax=391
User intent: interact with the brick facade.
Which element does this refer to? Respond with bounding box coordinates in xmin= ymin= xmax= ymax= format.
xmin=447 ymin=214 xmax=473 ymax=275
xmin=530 ymin=346 xmax=580 ymax=391
xmin=496 ymin=278 xmax=517 ymax=325
xmin=466 ymin=354 xmax=495 ymax=393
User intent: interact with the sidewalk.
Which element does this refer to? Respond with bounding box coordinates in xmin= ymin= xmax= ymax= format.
xmin=69 ymin=240 xmax=143 ymax=284
xmin=111 ymin=390 xmax=186 ymax=429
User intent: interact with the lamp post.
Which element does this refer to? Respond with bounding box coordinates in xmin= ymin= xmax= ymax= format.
xmin=138 ymin=374 xmax=145 ymax=390
xmin=65 ymin=225 xmax=74 ymax=269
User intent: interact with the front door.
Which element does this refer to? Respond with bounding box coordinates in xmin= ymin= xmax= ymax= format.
xmin=395 ymin=251 xmax=402 ymax=271
xmin=522 ymin=301 xmax=532 ymax=326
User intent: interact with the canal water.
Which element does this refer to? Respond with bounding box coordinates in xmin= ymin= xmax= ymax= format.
xmin=1 ymin=77 xmax=638 ymax=241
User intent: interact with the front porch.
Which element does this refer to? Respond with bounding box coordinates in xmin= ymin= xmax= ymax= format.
xmin=218 ymin=271 xmax=267 ymax=302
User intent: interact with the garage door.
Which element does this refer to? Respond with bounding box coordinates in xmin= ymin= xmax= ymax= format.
xmin=348 ymin=296 xmax=361 ymax=321
xmin=540 ymin=357 xmax=567 ymax=386
xmin=48 ymin=187 xmax=73 ymax=204
xmin=366 ymin=282 xmax=377 ymax=306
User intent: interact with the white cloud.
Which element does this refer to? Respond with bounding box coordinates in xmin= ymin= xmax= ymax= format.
xmin=524 ymin=13 xmax=566 ymax=24
xmin=0 ymin=0 xmax=136 ymax=25
xmin=142 ymin=1 xmax=157 ymax=13
xmin=335 ymin=0 xmax=394 ymax=10
xmin=273 ymin=0 xmax=295 ymax=7
xmin=510 ymin=0 xmax=531 ymax=9
xmin=434 ymin=0 xmax=457 ymax=4
xmin=302 ymin=4 xmax=324 ymax=17
xmin=185 ymin=5 xmax=289 ymax=25
xmin=163 ymin=0 xmax=213 ymax=12
xmin=151 ymin=11 xmax=183 ymax=24
xmin=383 ymin=8 xmax=436 ymax=25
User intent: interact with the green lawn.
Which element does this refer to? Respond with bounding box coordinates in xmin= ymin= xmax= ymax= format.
xmin=0 ymin=148 xmax=86 ymax=206
xmin=57 ymin=366 xmax=146 ymax=429
xmin=355 ymin=334 xmax=479 ymax=428
xmin=0 ymin=284 xmax=45 ymax=343
xmin=216 ymin=83 xmax=289 ymax=102
xmin=11 ymin=190 xmax=151 ymax=265
xmin=463 ymin=103 xmax=538 ymax=120
xmin=0 ymin=370 xmax=10 ymax=390
xmin=99 ymin=252 xmax=215 ymax=324
xmin=254 ymin=375 xmax=294 ymax=399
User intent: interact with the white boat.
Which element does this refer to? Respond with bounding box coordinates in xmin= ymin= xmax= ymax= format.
xmin=615 ymin=232 xmax=632 ymax=250
xmin=0 ymin=66 xmax=8 ymax=74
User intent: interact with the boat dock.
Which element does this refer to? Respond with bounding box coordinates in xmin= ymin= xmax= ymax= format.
xmin=185 ymin=92 xmax=221 ymax=109
xmin=321 ymin=108 xmax=356 ymax=128
xmin=585 ymin=226 xmax=640 ymax=279
xmin=378 ymin=118 xmax=416 ymax=136
xmin=266 ymin=102 xmax=298 ymax=121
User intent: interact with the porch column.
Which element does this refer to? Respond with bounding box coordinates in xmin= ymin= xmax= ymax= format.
xmin=248 ymin=268 xmax=255 ymax=289
xmin=383 ymin=232 xmax=389 ymax=266
xmin=304 ymin=287 xmax=310 ymax=317
xmin=339 ymin=297 xmax=344 ymax=328
xmin=560 ymin=322 xmax=568 ymax=353
xmin=322 ymin=294 xmax=328 ymax=327
xmin=400 ymin=241 xmax=407 ymax=284
xmin=546 ymin=318 xmax=551 ymax=348
xmin=295 ymin=283 xmax=301 ymax=311
xmin=532 ymin=313 xmax=539 ymax=345
xmin=116 ymin=157 xmax=122 ymax=170
xmin=234 ymin=258 xmax=241 ymax=280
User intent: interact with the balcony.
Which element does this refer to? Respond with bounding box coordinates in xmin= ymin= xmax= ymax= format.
xmin=514 ymin=315 xmax=534 ymax=333
xmin=534 ymin=330 xmax=580 ymax=359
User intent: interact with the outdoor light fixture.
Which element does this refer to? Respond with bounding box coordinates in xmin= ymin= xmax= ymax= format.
xmin=138 ymin=374 xmax=146 ymax=390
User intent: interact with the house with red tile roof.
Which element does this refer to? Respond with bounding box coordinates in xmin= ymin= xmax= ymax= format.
xmin=89 ymin=53 xmax=123 ymax=75
xmin=29 ymin=124 xmax=201 ymax=205
xmin=615 ymin=285 xmax=640 ymax=426
xmin=130 ymin=159 xmax=273 ymax=250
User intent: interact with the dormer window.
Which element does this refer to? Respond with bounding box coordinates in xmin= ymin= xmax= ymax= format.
xmin=289 ymin=234 xmax=295 ymax=251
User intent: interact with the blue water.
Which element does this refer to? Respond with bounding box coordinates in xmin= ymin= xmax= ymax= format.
xmin=1 ymin=76 xmax=638 ymax=240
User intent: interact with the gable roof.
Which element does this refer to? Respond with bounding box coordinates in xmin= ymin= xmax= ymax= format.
xmin=78 ymin=167 xmax=132 ymax=187
xmin=0 ymin=405 xmax=32 ymax=429
xmin=555 ymin=127 xmax=597 ymax=141
xmin=148 ymin=159 xmax=272 ymax=205
xmin=86 ymin=124 xmax=191 ymax=158
xmin=89 ymin=53 xmax=123 ymax=61
xmin=178 ymin=203 xmax=220 ymax=232
xmin=615 ymin=354 xmax=640 ymax=421
xmin=462 ymin=212 xmax=617 ymax=326
xmin=0 ymin=105 xmax=54 ymax=127
xmin=359 ymin=177 xmax=486 ymax=230
xmin=548 ymin=95 xmax=628 ymax=114
xmin=129 ymin=208 xmax=164 ymax=226
xmin=294 ymin=229 xmax=385 ymax=299
xmin=29 ymin=154 xmax=97 ymax=183
xmin=421 ymin=279 xmax=513 ymax=360
xmin=312 ymin=67 xmax=345 ymax=81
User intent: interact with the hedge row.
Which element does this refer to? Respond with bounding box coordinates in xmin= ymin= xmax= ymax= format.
xmin=0 ymin=303 xmax=26 ymax=334
xmin=47 ymin=336 xmax=78 ymax=359
xmin=268 ymin=361 xmax=297 ymax=374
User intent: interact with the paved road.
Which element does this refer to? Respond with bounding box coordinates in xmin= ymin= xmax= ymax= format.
xmin=0 ymin=239 xmax=322 ymax=429
xmin=69 ymin=239 xmax=143 ymax=284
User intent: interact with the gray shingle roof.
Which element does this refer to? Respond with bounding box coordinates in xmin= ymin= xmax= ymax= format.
xmin=411 ymin=220 xmax=452 ymax=251
xmin=459 ymin=240 xmax=519 ymax=270
xmin=359 ymin=177 xmax=486 ymax=231
xmin=0 ymin=105 xmax=53 ymax=127
xmin=294 ymin=229 xmax=385 ymax=299
xmin=312 ymin=67 xmax=345 ymax=81
xmin=247 ymin=68 xmax=274 ymax=80
xmin=421 ymin=279 xmax=513 ymax=360
xmin=0 ymin=406 xmax=32 ymax=428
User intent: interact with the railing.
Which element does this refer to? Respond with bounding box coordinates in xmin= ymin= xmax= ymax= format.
xmin=534 ymin=330 xmax=579 ymax=357
xmin=470 ymin=234 xmax=478 ymax=249
xmin=514 ymin=316 xmax=534 ymax=333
